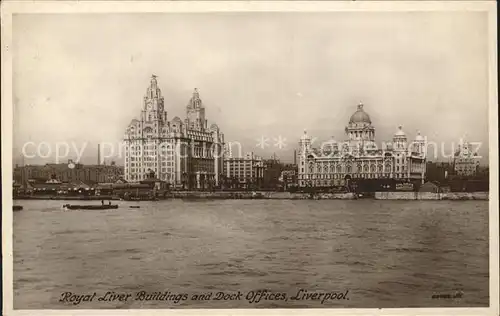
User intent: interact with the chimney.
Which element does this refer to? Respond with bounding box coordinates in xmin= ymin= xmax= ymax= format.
xmin=97 ymin=143 xmax=101 ymax=165
xmin=294 ymin=150 xmax=297 ymax=165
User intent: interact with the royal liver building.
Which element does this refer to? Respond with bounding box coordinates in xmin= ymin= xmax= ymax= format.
xmin=298 ymin=103 xmax=426 ymax=188
xmin=123 ymin=75 xmax=224 ymax=189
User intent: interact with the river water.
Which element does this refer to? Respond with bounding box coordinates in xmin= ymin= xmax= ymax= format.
xmin=13 ymin=199 xmax=489 ymax=309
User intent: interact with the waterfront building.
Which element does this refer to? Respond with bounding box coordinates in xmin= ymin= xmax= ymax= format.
xmin=262 ymin=157 xmax=283 ymax=190
xmin=425 ymin=160 xmax=488 ymax=192
xmin=297 ymin=103 xmax=427 ymax=188
xmin=123 ymin=75 xmax=225 ymax=189
xmin=279 ymin=166 xmax=298 ymax=191
xmin=13 ymin=161 xmax=123 ymax=185
xmin=453 ymin=141 xmax=480 ymax=177
xmin=426 ymin=161 xmax=453 ymax=183
xmin=223 ymin=152 xmax=264 ymax=189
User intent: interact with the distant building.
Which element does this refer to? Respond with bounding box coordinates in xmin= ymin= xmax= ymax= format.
xmin=123 ymin=75 xmax=225 ymax=190
xmin=223 ymin=152 xmax=264 ymax=189
xmin=262 ymin=158 xmax=283 ymax=190
xmin=13 ymin=161 xmax=124 ymax=185
xmin=426 ymin=161 xmax=453 ymax=183
xmin=453 ymin=141 xmax=480 ymax=177
xmin=30 ymin=180 xmax=93 ymax=196
xmin=297 ymin=103 xmax=427 ymax=189
xmin=279 ymin=165 xmax=298 ymax=190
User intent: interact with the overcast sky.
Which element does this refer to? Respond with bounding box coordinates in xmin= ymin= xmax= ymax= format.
xmin=12 ymin=12 xmax=490 ymax=165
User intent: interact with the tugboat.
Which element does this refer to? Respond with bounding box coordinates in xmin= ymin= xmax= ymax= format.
xmin=13 ymin=205 xmax=23 ymax=211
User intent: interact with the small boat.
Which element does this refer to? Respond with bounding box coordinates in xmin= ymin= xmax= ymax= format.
xmin=13 ymin=205 xmax=23 ymax=211
xmin=62 ymin=204 xmax=118 ymax=210
xmin=129 ymin=206 xmax=141 ymax=209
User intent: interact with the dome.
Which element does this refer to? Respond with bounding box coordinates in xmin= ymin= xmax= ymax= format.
xmin=415 ymin=131 xmax=424 ymax=141
xmin=394 ymin=125 xmax=406 ymax=137
xmin=210 ymin=123 xmax=219 ymax=131
xmin=349 ymin=103 xmax=371 ymax=124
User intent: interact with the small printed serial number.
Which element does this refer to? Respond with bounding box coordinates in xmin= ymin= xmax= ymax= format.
xmin=431 ymin=291 xmax=463 ymax=299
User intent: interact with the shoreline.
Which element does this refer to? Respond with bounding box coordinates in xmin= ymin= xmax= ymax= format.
xmin=13 ymin=191 xmax=489 ymax=201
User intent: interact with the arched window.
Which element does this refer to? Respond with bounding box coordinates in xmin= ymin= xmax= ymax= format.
xmin=346 ymin=165 xmax=352 ymax=173
xmin=337 ymin=165 xmax=342 ymax=173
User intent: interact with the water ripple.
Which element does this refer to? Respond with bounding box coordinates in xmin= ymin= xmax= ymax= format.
xmin=13 ymin=199 xmax=489 ymax=309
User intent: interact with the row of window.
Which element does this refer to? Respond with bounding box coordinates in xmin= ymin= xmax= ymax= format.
xmin=226 ymin=167 xmax=259 ymax=171
xmin=300 ymin=174 xmax=390 ymax=180
xmin=299 ymin=173 xmax=412 ymax=183
xmin=126 ymin=151 xmax=217 ymax=158
xmin=126 ymin=156 xmax=174 ymax=162
xmin=226 ymin=162 xmax=256 ymax=166
xmin=303 ymin=164 xmax=392 ymax=173
xmin=127 ymin=168 xmax=173 ymax=175
xmin=227 ymin=172 xmax=256 ymax=176
xmin=127 ymin=148 xmax=174 ymax=154
xmin=127 ymin=161 xmax=175 ymax=168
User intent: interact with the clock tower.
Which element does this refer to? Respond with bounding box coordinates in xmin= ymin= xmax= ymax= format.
xmin=186 ymin=88 xmax=207 ymax=131
xmin=142 ymin=74 xmax=167 ymax=123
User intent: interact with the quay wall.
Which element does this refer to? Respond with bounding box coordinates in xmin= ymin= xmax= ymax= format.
xmin=167 ymin=191 xmax=357 ymax=200
xmin=15 ymin=191 xmax=488 ymax=200
xmin=441 ymin=192 xmax=489 ymax=200
xmin=13 ymin=195 xmax=119 ymax=200
xmin=374 ymin=192 xmax=489 ymax=200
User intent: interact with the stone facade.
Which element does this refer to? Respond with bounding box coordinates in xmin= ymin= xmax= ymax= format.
xmin=123 ymin=75 xmax=224 ymax=189
xmin=223 ymin=152 xmax=264 ymax=188
xmin=298 ymin=103 xmax=426 ymax=188
xmin=453 ymin=141 xmax=480 ymax=177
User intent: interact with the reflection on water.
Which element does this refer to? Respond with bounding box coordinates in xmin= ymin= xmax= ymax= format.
xmin=13 ymin=199 xmax=489 ymax=309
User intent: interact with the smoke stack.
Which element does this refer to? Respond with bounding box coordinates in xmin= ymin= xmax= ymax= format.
xmin=97 ymin=143 xmax=101 ymax=165
xmin=294 ymin=150 xmax=297 ymax=165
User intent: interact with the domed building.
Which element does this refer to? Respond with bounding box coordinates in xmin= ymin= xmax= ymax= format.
xmin=297 ymin=103 xmax=427 ymax=190
xmin=123 ymin=75 xmax=225 ymax=189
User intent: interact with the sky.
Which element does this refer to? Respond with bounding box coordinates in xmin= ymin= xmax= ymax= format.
xmin=12 ymin=12 xmax=491 ymax=165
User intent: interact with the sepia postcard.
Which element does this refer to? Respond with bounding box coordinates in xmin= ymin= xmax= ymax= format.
xmin=1 ymin=1 xmax=498 ymax=316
